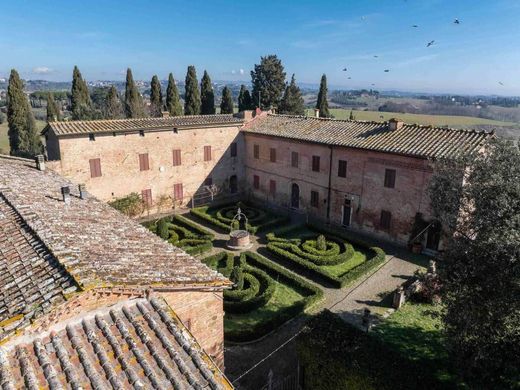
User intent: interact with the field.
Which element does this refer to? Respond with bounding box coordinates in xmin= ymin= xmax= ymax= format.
xmin=305 ymin=108 xmax=518 ymax=128
xmin=0 ymin=120 xmax=47 ymax=154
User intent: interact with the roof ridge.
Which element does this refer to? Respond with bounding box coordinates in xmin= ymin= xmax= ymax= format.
xmin=50 ymin=113 xmax=237 ymax=126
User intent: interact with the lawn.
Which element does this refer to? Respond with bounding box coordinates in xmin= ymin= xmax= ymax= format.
xmin=0 ymin=120 xmax=47 ymax=154
xmin=305 ymin=108 xmax=518 ymax=128
xmin=373 ymin=302 xmax=455 ymax=384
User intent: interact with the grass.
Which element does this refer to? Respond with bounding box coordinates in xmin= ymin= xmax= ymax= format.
xmin=321 ymin=250 xmax=367 ymax=277
xmin=373 ymin=302 xmax=455 ymax=384
xmin=224 ymin=281 xmax=305 ymax=334
xmin=306 ymin=108 xmax=518 ymax=127
xmin=0 ymin=120 xmax=47 ymax=154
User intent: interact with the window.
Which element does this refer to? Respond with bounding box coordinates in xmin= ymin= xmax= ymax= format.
xmin=338 ymin=160 xmax=347 ymax=178
xmin=231 ymin=142 xmax=237 ymax=157
xmin=253 ymin=175 xmax=260 ymax=189
xmin=173 ymin=183 xmax=183 ymax=200
xmin=172 ymin=149 xmax=182 ymax=166
xmin=89 ymin=133 xmax=95 ymax=141
xmin=204 ymin=177 xmax=213 ymax=186
xmin=253 ymin=144 xmax=259 ymax=159
xmin=291 ymin=151 xmax=299 ymax=168
xmin=311 ymin=190 xmax=319 ymax=208
xmin=141 ymin=189 xmax=152 ymax=206
xmin=139 ymin=130 xmax=145 ymax=137
xmin=270 ymin=148 xmax=276 ymax=163
xmin=173 ymin=128 xmax=178 ymax=134
xmin=312 ymin=156 xmax=320 ymax=172
xmin=139 ymin=153 xmax=150 ymax=171
xmin=89 ymin=158 xmax=102 ymax=178
xmin=380 ymin=210 xmax=392 ymax=230
xmin=384 ymin=169 xmax=396 ymax=188
xmin=269 ymin=180 xmax=276 ymax=196
xmin=204 ymin=145 xmax=212 ymax=161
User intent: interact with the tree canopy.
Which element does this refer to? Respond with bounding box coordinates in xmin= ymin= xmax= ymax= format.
xmin=429 ymin=138 xmax=520 ymax=388
xmin=165 ymin=73 xmax=183 ymax=116
xmin=220 ymin=86 xmax=234 ymax=114
xmin=279 ymin=74 xmax=305 ymax=115
xmin=71 ymin=66 xmax=92 ymax=120
xmin=184 ymin=65 xmax=201 ymax=115
xmin=316 ymin=74 xmax=330 ymax=118
xmin=150 ymin=75 xmax=163 ymax=117
xmin=103 ymin=85 xmax=123 ymax=119
xmin=46 ymin=92 xmax=60 ymax=122
xmin=238 ymin=85 xmax=253 ymax=111
xmin=7 ymin=69 xmax=41 ymax=157
xmin=251 ymin=54 xmax=286 ymax=110
xmin=200 ymin=70 xmax=215 ymax=115
xmin=124 ymin=68 xmax=145 ymax=118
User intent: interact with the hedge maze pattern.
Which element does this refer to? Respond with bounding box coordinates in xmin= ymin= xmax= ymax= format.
xmin=202 ymin=251 xmax=322 ymax=342
xmin=146 ymin=214 xmax=214 ymax=256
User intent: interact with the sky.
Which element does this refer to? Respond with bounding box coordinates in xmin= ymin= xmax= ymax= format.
xmin=1 ymin=0 xmax=520 ymax=95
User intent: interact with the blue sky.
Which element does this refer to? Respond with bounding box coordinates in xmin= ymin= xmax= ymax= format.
xmin=1 ymin=0 xmax=520 ymax=95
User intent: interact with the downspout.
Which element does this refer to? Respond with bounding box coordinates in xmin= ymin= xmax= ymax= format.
xmin=326 ymin=145 xmax=333 ymax=222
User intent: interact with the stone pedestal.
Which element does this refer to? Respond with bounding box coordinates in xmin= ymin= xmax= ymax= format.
xmin=227 ymin=230 xmax=253 ymax=250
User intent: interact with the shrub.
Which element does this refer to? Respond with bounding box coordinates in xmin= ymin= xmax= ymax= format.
xmin=224 ymin=266 xmax=275 ymax=314
xmin=202 ymin=251 xmax=234 ymax=276
xmin=316 ymin=234 xmax=327 ymax=251
xmin=230 ymin=266 xmax=244 ymax=290
xmin=109 ymin=192 xmax=144 ymax=217
xmin=157 ymin=218 xmax=170 ymax=240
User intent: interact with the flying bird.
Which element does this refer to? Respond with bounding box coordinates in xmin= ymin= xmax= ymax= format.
xmin=454 ymin=18 xmax=461 ymax=24
xmin=412 ymin=25 xmax=419 ymax=28
xmin=342 ymin=68 xmax=347 ymax=71
xmin=427 ymin=40 xmax=435 ymax=47
xmin=384 ymin=69 xmax=390 ymax=72
xmin=347 ymin=77 xmax=352 ymax=79
xmin=373 ymin=55 xmax=379 ymax=58
xmin=498 ymin=81 xmax=504 ymax=86
xmin=371 ymin=83 xmax=376 ymax=86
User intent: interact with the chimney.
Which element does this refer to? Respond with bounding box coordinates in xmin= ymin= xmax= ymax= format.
xmin=35 ymin=155 xmax=45 ymax=171
xmin=161 ymin=111 xmax=170 ymax=118
xmin=61 ymin=186 xmax=71 ymax=204
xmin=237 ymin=110 xmax=254 ymax=122
xmin=314 ymin=109 xmax=320 ymax=118
xmin=78 ymin=184 xmax=87 ymax=200
xmin=388 ymin=118 xmax=404 ymax=131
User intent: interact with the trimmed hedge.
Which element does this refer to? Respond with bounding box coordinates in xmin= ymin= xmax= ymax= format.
xmin=267 ymin=228 xmax=386 ymax=289
xmin=201 ymin=251 xmax=234 ymax=276
xmin=224 ymin=266 xmax=275 ymax=314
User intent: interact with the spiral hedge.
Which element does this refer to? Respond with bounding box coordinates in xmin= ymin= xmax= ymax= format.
xmin=267 ymin=226 xmax=386 ymax=289
xmin=190 ymin=201 xmax=289 ymax=234
xmin=202 ymin=251 xmax=323 ymax=342
xmin=146 ymin=214 xmax=214 ymax=256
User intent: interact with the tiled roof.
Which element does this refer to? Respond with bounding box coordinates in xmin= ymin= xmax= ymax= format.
xmin=44 ymin=114 xmax=244 ymax=136
xmin=0 ymin=194 xmax=78 ymax=341
xmin=0 ymin=298 xmax=232 ymax=389
xmin=244 ymin=114 xmax=493 ymax=159
xmin=0 ymin=156 xmax=229 ymax=289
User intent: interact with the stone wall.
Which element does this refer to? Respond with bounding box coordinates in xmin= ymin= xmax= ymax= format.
xmin=244 ymin=133 xmax=436 ymax=245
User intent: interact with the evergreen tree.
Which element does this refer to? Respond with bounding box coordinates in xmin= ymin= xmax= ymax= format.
xmin=279 ymin=74 xmax=305 ymax=115
xmin=46 ymin=92 xmax=60 ymax=122
xmin=316 ymin=74 xmax=330 ymax=118
xmin=220 ymin=86 xmax=234 ymax=114
xmin=238 ymin=85 xmax=253 ymax=111
xmin=104 ymin=85 xmax=123 ymax=119
xmin=349 ymin=110 xmax=355 ymax=120
xmin=7 ymin=69 xmax=41 ymax=156
xmin=251 ymin=55 xmax=286 ymax=110
xmin=71 ymin=66 xmax=92 ymax=120
xmin=165 ymin=73 xmax=183 ymax=116
xmin=200 ymin=70 xmax=215 ymax=115
xmin=149 ymin=75 xmax=163 ymax=117
xmin=184 ymin=65 xmax=201 ymax=115
xmin=124 ymin=68 xmax=145 ymax=118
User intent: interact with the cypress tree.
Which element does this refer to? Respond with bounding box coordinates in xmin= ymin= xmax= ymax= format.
xmin=165 ymin=73 xmax=183 ymax=116
xmin=200 ymin=70 xmax=215 ymax=115
xmin=150 ymin=75 xmax=163 ymax=117
xmin=184 ymin=66 xmax=201 ymax=115
xmin=316 ymin=74 xmax=330 ymax=118
xmin=251 ymin=54 xmax=286 ymax=110
xmin=7 ymin=69 xmax=41 ymax=156
xmin=71 ymin=66 xmax=92 ymax=120
xmin=349 ymin=110 xmax=355 ymax=120
xmin=238 ymin=85 xmax=253 ymax=111
xmin=104 ymin=85 xmax=123 ymax=119
xmin=46 ymin=92 xmax=60 ymax=122
xmin=279 ymin=74 xmax=305 ymax=115
xmin=124 ymin=68 xmax=145 ymax=118
xmin=220 ymin=86 xmax=234 ymax=114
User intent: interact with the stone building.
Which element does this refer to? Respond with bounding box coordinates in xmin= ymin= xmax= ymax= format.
xmin=41 ymin=111 xmax=491 ymax=249
xmin=0 ymin=155 xmax=233 ymax=389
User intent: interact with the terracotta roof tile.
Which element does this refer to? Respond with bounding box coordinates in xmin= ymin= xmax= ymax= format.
xmin=44 ymin=114 xmax=244 ymax=136
xmin=0 ymin=298 xmax=232 ymax=389
xmin=244 ymin=114 xmax=493 ymax=159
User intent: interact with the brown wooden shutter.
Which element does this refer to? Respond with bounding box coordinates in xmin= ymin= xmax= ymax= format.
xmin=89 ymin=158 xmax=102 ymax=178
xmin=269 ymin=179 xmax=276 ymax=196
xmin=291 ymin=151 xmax=299 ymax=168
xmin=172 ymin=149 xmax=182 ymax=166
xmin=384 ymin=169 xmax=396 ymax=188
xmin=254 ymin=144 xmax=259 ymax=159
xmin=204 ymin=146 xmax=212 ymax=161
xmin=173 ymin=183 xmax=183 ymax=200
xmin=270 ymin=148 xmax=276 ymax=162
xmin=338 ymin=160 xmax=347 ymax=178
xmin=231 ymin=142 xmax=237 ymax=157
xmin=312 ymin=156 xmax=320 ymax=172
xmin=311 ymin=190 xmax=319 ymax=207
xmin=139 ymin=153 xmax=149 ymax=171
xmin=141 ymin=189 xmax=152 ymax=206
xmin=380 ymin=210 xmax=392 ymax=229
xmin=253 ymin=175 xmax=260 ymax=189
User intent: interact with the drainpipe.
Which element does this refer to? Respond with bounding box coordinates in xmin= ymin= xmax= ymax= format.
xmin=326 ymin=145 xmax=333 ymax=222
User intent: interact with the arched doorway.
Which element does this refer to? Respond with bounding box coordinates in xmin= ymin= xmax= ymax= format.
xmin=291 ymin=183 xmax=300 ymax=209
xmin=229 ymin=175 xmax=238 ymax=194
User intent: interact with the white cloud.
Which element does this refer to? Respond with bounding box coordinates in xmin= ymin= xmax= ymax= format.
xmin=32 ymin=67 xmax=52 ymax=74
xmin=239 ymin=69 xmax=244 ymax=75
